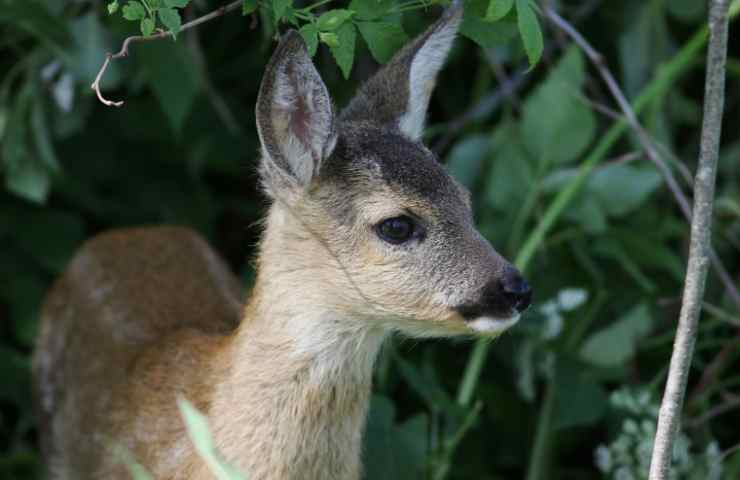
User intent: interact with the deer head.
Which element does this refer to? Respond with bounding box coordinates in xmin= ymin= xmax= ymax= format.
xmin=254 ymin=2 xmax=531 ymax=339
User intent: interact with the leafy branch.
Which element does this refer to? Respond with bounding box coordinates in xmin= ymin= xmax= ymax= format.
xmin=92 ymin=0 xmax=546 ymax=107
xmin=92 ymin=0 xmax=243 ymax=107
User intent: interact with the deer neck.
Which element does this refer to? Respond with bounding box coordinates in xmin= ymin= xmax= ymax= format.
xmin=208 ymin=204 xmax=386 ymax=480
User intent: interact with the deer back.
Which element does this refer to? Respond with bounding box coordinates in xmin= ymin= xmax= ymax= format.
xmin=33 ymin=226 xmax=242 ymax=477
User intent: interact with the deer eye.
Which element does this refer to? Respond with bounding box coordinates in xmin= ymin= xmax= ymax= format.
xmin=376 ymin=216 xmax=419 ymax=245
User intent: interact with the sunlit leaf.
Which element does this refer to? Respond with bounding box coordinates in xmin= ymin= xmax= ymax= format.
xmin=178 ymin=397 xmax=247 ymax=480
xmin=317 ymin=9 xmax=354 ymax=31
xmin=485 ymin=0 xmax=514 ymax=22
xmin=164 ymin=0 xmax=190 ymax=7
xmin=521 ymin=47 xmax=595 ymax=165
xmin=242 ymin=0 xmax=257 ymax=15
xmin=581 ymin=304 xmax=653 ymax=367
xmin=158 ymin=8 xmax=182 ymax=37
xmin=329 ymin=22 xmax=356 ymax=79
xmin=461 ymin=0 xmax=517 ymax=48
xmin=299 ymin=23 xmax=319 ymax=56
xmin=122 ymin=1 xmax=147 ymax=20
xmin=515 ymin=0 xmax=543 ymax=68
xmin=356 ymin=21 xmax=407 ymax=63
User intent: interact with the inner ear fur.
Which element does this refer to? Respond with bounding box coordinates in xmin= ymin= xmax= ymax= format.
xmin=256 ymin=30 xmax=336 ymax=191
xmin=339 ymin=0 xmax=462 ymax=140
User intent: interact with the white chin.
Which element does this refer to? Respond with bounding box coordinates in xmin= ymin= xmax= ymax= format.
xmin=467 ymin=315 xmax=520 ymax=335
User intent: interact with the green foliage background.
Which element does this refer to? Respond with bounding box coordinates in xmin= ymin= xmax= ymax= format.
xmin=2 ymin=0 xmax=740 ymax=478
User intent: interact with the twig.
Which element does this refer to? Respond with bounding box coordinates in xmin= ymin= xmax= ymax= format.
xmin=720 ymin=442 xmax=740 ymax=461
xmin=432 ymin=67 xmax=529 ymax=153
xmin=544 ymin=6 xmax=740 ymax=312
xmin=686 ymin=393 xmax=740 ymax=428
xmin=648 ymin=0 xmax=731 ymax=478
xmin=687 ymin=328 xmax=740 ymax=403
xmin=91 ymin=0 xmax=242 ymax=107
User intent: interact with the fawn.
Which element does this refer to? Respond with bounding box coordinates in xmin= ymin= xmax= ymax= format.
xmin=33 ymin=2 xmax=532 ymax=479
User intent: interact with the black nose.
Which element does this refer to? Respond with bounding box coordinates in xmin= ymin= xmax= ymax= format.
xmin=500 ymin=271 xmax=532 ymax=313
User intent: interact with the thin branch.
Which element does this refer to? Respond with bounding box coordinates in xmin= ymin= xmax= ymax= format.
xmin=721 ymin=442 xmax=740 ymax=461
xmin=432 ymin=66 xmax=530 ymax=153
xmin=91 ymin=0 xmax=242 ymax=107
xmin=544 ymin=6 xmax=740 ymax=313
xmin=649 ymin=0 xmax=731 ymax=478
xmin=686 ymin=394 xmax=740 ymax=429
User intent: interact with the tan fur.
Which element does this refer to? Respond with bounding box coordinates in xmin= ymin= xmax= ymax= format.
xmin=34 ymin=2 xmax=531 ymax=478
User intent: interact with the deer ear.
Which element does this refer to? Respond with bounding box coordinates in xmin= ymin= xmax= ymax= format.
xmin=256 ymin=31 xmax=336 ymax=191
xmin=340 ymin=1 xmax=462 ymax=140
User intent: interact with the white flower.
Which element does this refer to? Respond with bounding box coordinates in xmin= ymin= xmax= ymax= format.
xmin=557 ymin=288 xmax=588 ymax=311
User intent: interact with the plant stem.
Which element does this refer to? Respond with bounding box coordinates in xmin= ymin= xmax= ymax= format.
xmin=649 ymin=0 xmax=731 ymax=476
xmin=525 ymin=379 xmax=555 ymax=480
xmin=302 ymin=0 xmax=334 ymax=11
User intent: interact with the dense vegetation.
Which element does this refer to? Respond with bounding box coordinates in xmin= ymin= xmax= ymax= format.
xmin=1 ymin=0 xmax=739 ymax=478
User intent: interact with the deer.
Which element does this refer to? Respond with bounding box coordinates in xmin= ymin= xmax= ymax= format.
xmin=33 ymin=2 xmax=532 ymax=479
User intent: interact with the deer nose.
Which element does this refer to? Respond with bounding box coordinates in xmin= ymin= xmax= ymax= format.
xmin=500 ymin=271 xmax=532 ymax=313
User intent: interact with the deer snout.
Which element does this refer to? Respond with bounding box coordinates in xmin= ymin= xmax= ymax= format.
xmin=454 ymin=265 xmax=532 ymax=321
xmin=500 ymin=268 xmax=532 ymax=313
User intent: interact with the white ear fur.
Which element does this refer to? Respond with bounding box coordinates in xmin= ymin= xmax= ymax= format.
xmin=256 ymin=32 xmax=336 ymax=188
xmin=399 ymin=5 xmax=462 ymax=140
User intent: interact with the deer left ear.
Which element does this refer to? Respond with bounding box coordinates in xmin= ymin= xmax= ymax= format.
xmin=340 ymin=0 xmax=462 ymax=140
xmin=256 ymin=30 xmax=336 ymax=191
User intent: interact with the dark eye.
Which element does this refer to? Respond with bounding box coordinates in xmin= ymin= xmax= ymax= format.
xmin=376 ymin=216 xmax=417 ymax=245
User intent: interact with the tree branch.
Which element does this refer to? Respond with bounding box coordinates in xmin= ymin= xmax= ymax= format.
xmin=91 ymin=0 xmax=243 ymax=107
xmin=649 ymin=0 xmax=731 ymax=477
xmin=544 ymin=6 xmax=740 ymax=313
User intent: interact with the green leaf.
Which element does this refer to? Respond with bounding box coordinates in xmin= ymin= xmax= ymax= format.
xmin=178 ymin=397 xmax=247 ymax=480
xmin=665 ymin=0 xmax=705 ymax=21
xmin=110 ymin=444 xmax=154 ymax=480
xmin=349 ymin=0 xmax=395 ymax=20
xmin=273 ymin=0 xmax=292 ymax=22
xmin=356 ymin=21 xmax=407 ymax=63
xmin=461 ymin=0 xmax=517 ymax=48
xmin=446 ymin=134 xmax=491 ymax=189
xmin=0 ymin=0 xmax=73 ymax=49
xmin=363 ymin=395 xmax=430 ymax=479
xmin=580 ymin=303 xmax=653 ymax=367
xmin=122 ymin=1 xmax=147 ymax=20
xmin=521 ymin=47 xmax=596 ymax=165
xmin=138 ymin=41 xmax=200 ymax=134
xmin=242 ymin=0 xmax=258 ymax=15
xmin=5 ymin=156 xmax=50 ymax=204
xmin=485 ymin=0 xmax=514 ymax=22
xmin=553 ymin=357 xmax=608 ymax=430
xmin=140 ymin=17 xmax=155 ymax=36
xmin=299 ymin=23 xmax=319 ymax=56
xmin=515 ymin=0 xmax=543 ymax=68
xmin=485 ymin=120 xmax=534 ymax=208
xmin=108 ymin=1 xmax=120 ymax=14
xmin=319 ymin=32 xmax=338 ymax=48
xmin=67 ymin=13 xmax=124 ymax=85
xmin=158 ymin=8 xmax=181 ymax=37
xmin=329 ymin=22 xmax=356 ymax=79
xmin=164 ymin=0 xmax=190 ymax=7
xmin=317 ymin=9 xmax=355 ymax=31
xmin=589 ymin=164 xmax=662 ymax=217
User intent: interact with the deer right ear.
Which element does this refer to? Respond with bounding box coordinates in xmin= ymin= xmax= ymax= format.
xmin=340 ymin=1 xmax=462 ymax=140
xmin=256 ymin=31 xmax=336 ymax=193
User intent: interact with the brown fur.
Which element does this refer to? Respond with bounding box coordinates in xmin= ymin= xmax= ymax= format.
xmin=34 ymin=2 xmax=531 ymax=478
